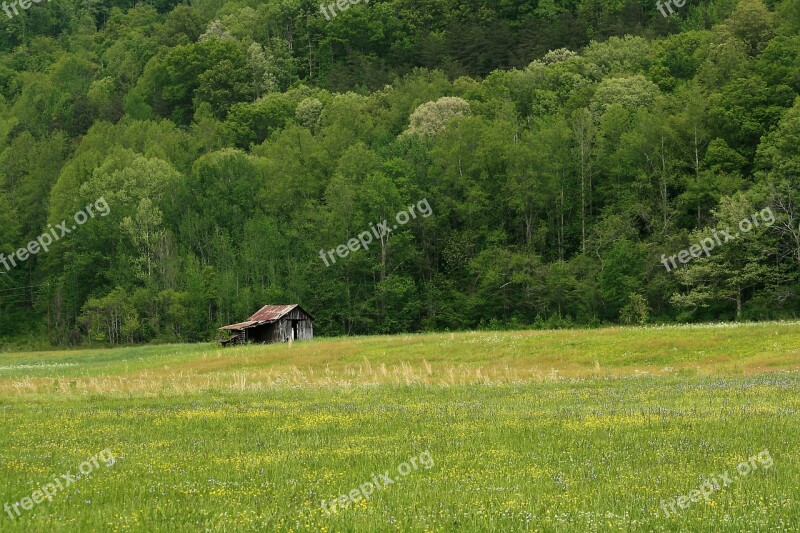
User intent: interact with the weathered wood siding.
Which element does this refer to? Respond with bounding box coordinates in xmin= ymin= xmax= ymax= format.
xmin=246 ymin=307 xmax=314 ymax=343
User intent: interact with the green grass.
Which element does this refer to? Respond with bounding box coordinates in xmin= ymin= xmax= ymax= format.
xmin=0 ymin=322 xmax=799 ymax=531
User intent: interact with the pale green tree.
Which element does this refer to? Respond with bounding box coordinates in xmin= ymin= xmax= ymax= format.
xmin=404 ymin=97 xmax=471 ymax=137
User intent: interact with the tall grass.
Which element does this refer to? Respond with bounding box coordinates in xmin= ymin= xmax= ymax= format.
xmin=0 ymin=323 xmax=798 ymax=531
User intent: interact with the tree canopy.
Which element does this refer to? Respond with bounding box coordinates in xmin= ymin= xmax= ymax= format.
xmin=1 ymin=0 xmax=799 ymax=346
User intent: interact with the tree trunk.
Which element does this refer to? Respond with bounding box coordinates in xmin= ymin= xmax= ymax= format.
xmin=736 ymin=289 xmax=742 ymax=320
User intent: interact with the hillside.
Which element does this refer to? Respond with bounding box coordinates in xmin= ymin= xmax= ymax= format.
xmin=3 ymin=1 xmax=800 ymax=531
xmin=2 ymin=0 xmax=800 ymax=345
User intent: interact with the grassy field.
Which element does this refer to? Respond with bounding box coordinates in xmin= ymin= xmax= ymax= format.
xmin=1 ymin=322 xmax=799 ymax=531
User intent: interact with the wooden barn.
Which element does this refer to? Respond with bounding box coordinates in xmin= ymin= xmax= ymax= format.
xmin=219 ymin=304 xmax=314 ymax=346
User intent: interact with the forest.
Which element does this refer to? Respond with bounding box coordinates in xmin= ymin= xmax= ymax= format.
xmin=1 ymin=0 xmax=799 ymax=345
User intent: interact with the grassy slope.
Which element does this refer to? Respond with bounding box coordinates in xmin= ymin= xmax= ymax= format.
xmin=0 ymin=321 xmax=799 ymax=396
xmin=0 ymin=322 xmax=799 ymax=531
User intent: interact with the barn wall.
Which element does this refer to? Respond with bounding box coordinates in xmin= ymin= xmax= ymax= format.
xmin=297 ymin=320 xmax=313 ymax=340
xmin=272 ymin=320 xmax=289 ymax=342
xmin=284 ymin=308 xmax=313 ymax=321
xmin=289 ymin=307 xmax=313 ymax=341
xmin=238 ymin=308 xmax=314 ymax=344
xmin=273 ymin=313 xmax=314 ymax=342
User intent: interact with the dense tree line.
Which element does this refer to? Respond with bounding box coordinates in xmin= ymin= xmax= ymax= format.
xmin=1 ymin=0 xmax=800 ymax=345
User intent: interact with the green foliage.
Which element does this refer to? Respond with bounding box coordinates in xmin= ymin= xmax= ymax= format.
xmin=0 ymin=0 xmax=799 ymax=346
xmin=590 ymin=75 xmax=660 ymax=116
xmin=620 ymin=292 xmax=650 ymax=324
xmin=599 ymin=239 xmax=647 ymax=320
xmin=403 ymin=96 xmax=471 ymax=137
xmin=225 ymin=95 xmax=295 ymax=148
xmin=146 ymin=38 xmax=252 ymax=123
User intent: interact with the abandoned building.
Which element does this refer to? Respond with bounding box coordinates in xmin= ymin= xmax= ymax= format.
xmin=219 ymin=304 xmax=314 ymax=345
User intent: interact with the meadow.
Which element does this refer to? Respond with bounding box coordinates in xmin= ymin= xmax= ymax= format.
xmin=1 ymin=322 xmax=799 ymax=531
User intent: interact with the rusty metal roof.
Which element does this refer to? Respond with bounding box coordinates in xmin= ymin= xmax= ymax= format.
xmin=220 ymin=320 xmax=261 ymax=331
xmin=219 ymin=304 xmax=313 ymax=331
xmin=247 ymin=304 xmax=300 ymax=322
